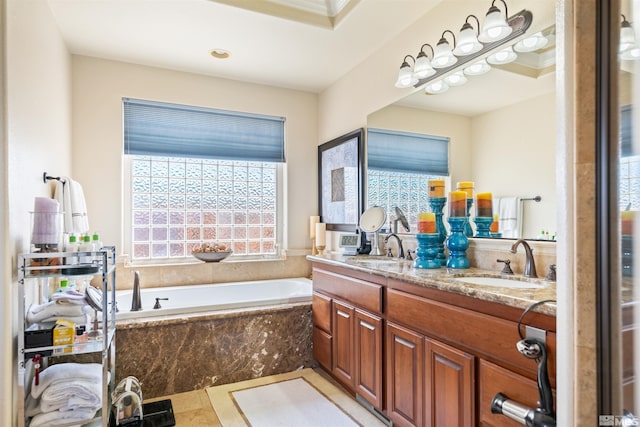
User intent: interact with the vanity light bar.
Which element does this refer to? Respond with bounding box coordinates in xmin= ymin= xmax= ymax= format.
xmin=410 ymin=9 xmax=533 ymax=89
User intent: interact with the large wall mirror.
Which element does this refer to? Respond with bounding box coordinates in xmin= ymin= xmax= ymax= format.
xmin=366 ymin=6 xmax=557 ymax=241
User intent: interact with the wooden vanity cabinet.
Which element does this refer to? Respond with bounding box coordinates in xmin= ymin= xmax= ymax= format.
xmin=312 ymin=266 xmax=384 ymax=411
xmin=311 ymin=263 xmax=556 ymax=427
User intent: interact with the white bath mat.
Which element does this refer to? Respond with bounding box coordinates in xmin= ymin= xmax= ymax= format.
xmin=233 ymin=378 xmax=357 ymax=427
xmin=206 ymin=368 xmax=385 ymax=427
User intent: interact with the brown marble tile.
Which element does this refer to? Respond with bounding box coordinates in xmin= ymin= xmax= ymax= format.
xmin=116 ymin=304 xmax=313 ymax=398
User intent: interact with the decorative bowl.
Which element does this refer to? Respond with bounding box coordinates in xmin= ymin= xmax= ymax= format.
xmin=191 ymin=250 xmax=233 ymax=263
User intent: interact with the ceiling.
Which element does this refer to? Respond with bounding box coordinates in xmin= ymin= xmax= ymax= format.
xmin=47 ymin=0 xmax=442 ymax=93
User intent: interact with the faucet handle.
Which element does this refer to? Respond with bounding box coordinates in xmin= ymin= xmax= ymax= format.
xmin=386 ymin=246 xmax=393 ymax=257
xmin=497 ymin=259 xmax=514 ymax=275
xmin=545 ymin=264 xmax=556 ymax=282
xmin=405 ymin=249 xmax=414 ymax=261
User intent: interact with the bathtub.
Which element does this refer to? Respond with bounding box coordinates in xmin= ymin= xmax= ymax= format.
xmin=115 ymin=277 xmax=312 ymax=320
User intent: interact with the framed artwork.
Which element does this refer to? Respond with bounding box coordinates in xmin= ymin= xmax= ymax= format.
xmin=318 ymin=128 xmax=365 ymax=231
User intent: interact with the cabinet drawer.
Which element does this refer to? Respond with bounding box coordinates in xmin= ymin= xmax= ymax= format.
xmin=479 ymin=359 xmax=555 ymax=427
xmin=313 ymin=268 xmax=382 ymax=314
xmin=387 ymin=288 xmax=556 ymax=385
xmin=313 ymin=327 xmax=332 ymax=370
xmin=313 ymin=292 xmax=332 ymax=333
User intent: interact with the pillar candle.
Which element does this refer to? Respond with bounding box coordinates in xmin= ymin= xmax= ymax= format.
xmin=456 ymin=181 xmax=474 ymax=199
xmin=315 ymin=222 xmax=326 ymax=247
xmin=310 ymin=216 xmax=320 ymax=239
xmin=490 ymin=213 xmax=500 ymax=233
xmin=476 ymin=192 xmax=493 ymax=217
xmin=449 ymin=191 xmax=467 ymax=217
xmin=428 ymin=179 xmax=445 ymax=197
xmin=418 ymin=212 xmax=436 ymax=233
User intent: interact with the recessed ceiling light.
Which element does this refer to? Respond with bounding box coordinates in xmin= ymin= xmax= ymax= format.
xmin=210 ymin=49 xmax=231 ymax=59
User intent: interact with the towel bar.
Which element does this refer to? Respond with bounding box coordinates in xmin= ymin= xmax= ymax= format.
xmin=521 ymin=196 xmax=541 ymax=202
xmin=43 ymin=172 xmax=66 ymax=185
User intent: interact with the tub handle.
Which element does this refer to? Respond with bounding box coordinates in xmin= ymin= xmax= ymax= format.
xmin=153 ymin=298 xmax=169 ymax=309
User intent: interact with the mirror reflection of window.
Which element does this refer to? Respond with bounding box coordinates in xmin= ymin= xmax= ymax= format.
xmin=366 ymin=128 xmax=449 ymax=232
xmin=618 ymin=0 xmax=638 ymax=418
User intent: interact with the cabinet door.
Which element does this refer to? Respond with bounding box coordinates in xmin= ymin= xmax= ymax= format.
xmin=332 ymin=300 xmax=355 ymax=387
xmin=354 ymin=308 xmax=383 ymax=411
xmin=479 ymin=359 xmax=555 ymax=427
xmin=386 ymin=322 xmax=423 ymax=427
xmin=424 ymin=337 xmax=475 ymax=427
xmin=313 ymin=327 xmax=332 ymax=370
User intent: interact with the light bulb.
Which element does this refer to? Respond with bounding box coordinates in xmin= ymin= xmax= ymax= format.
xmin=425 ymin=80 xmax=449 ymax=94
xmin=464 ymin=59 xmax=491 ymax=76
xmin=487 ymin=46 xmax=517 ymax=65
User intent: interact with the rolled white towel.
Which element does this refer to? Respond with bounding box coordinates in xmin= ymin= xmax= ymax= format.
xmin=31 ymin=363 xmax=103 ymax=399
xmin=28 ymin=407 xmax=98 ymax=427
xmin=50 ymin=290 xmax=87 ymax=303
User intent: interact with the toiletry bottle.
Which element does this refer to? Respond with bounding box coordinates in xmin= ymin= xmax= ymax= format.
xmin=58 ymin=279 xmax=69 ymax=293
xmin=79 ymin=234 xmax=94 ymax=264
xmin=64 ymin=234 xmax=79 ymax=266
xmin=92 ymin=232 xmax=103 ymax=251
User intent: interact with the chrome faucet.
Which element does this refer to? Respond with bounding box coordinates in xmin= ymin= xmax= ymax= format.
xmin=131 ymin=271 xmax=143 ymax=311
xmin=384 ymin=233 xmax=404 ymax=258
xmin=510 ymin=239 xmax=538 ymax=278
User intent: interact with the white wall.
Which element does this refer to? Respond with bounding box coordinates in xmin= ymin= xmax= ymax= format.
xmin=72 ymin=56 xmax=318 ymax=254
xmin=471 ymin=92 xmax=557 ymax=238
xmin=4 ymin=0 xmax=72 ymax=424
xmin=318 ymin=0 xmax=556 ymax=142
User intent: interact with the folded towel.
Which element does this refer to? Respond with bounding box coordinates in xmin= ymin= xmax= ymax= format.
xmin=28 ymin=407 xmax=98 ymax=427
xmin=31 ymin=363 xmax=103 ymax=399
xmin=50 ymin=290 xmax=88 ymax=303
xmin=54 ymin=177 xmax=90 ymax=234
xmin=31 ymin=198 xmax=61 ymax=245
xmin=497 ymin=196 xmax=522 ymax=239
xmin=27 ymin=301 xmax=90 ymax=324
xmin=40 ymin=380 xmax=102 ymax=413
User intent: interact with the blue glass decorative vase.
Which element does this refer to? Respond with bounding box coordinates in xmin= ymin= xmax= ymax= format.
xmin=464 ymin=198 xmax=474 ymax=237
xmin=413 ymin=233 xmax=441 ymax=269
xmin=474 ymin=216 xmax=493 ymax=238
xmin=428 ymin=197 xmax=448 ymax=266
xmin=446 ymin=217 xmax=470 ymax=269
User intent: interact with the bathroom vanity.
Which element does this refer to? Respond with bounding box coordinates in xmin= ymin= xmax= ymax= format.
xmin=309 ymin=254 xmax=556 ymax=427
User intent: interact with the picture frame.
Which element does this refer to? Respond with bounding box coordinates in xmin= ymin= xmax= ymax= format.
xmin=318 ymin=128 xmax=365 ymax=231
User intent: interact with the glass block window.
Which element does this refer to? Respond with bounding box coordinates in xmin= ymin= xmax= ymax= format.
xmin=129 ymin=156 xmax=278 ymax=260
xmin=367 ymin=170 xmax=448 ymax=233
xmin=123 ymin=98 xmax=285 ymax=262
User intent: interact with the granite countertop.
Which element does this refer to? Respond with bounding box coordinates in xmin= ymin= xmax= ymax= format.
xmin=308 ymin=253 xmax=557 ymax=317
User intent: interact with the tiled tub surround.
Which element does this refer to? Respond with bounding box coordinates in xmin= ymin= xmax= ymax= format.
xmin=114 ymin=253 xmax=312 ymax=290
xmin=116 ymin=303 xmax=313 ymax=398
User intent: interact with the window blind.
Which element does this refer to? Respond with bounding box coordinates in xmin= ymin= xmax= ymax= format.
xmin=123 ymin=98 xmax=286 ymax=162
xmin=367 ymin=128 xmax=449 ymax=175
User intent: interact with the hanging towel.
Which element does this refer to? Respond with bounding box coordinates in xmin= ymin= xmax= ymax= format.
xmin=54 ymin=177 xmax=90 ymax=234
xmin=497 ymin=196 xmax=522 ymax=239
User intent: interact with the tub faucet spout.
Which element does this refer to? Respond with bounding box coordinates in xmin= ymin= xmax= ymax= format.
xmin=131 ymin=271 xmax=143 ymax=311
xmin=509 ymin=239 xmax=538 ymax=278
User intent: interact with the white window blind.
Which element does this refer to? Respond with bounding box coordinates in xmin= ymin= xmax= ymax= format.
xmin=124 ymin=98 xmax=286 ymax=163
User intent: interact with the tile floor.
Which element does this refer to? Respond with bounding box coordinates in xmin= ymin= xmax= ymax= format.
xmin=147 ymin=389 xmax=222 ymax=426
xmin=146 ymin=369 xmax=369 ymax=426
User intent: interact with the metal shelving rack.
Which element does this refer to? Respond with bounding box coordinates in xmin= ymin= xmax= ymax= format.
xmin=17 ymin=246 xmax=117 ymax=427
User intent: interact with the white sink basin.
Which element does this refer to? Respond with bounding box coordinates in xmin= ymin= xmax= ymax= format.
xmin=457 ymin=276 xmax=546 ymax=289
